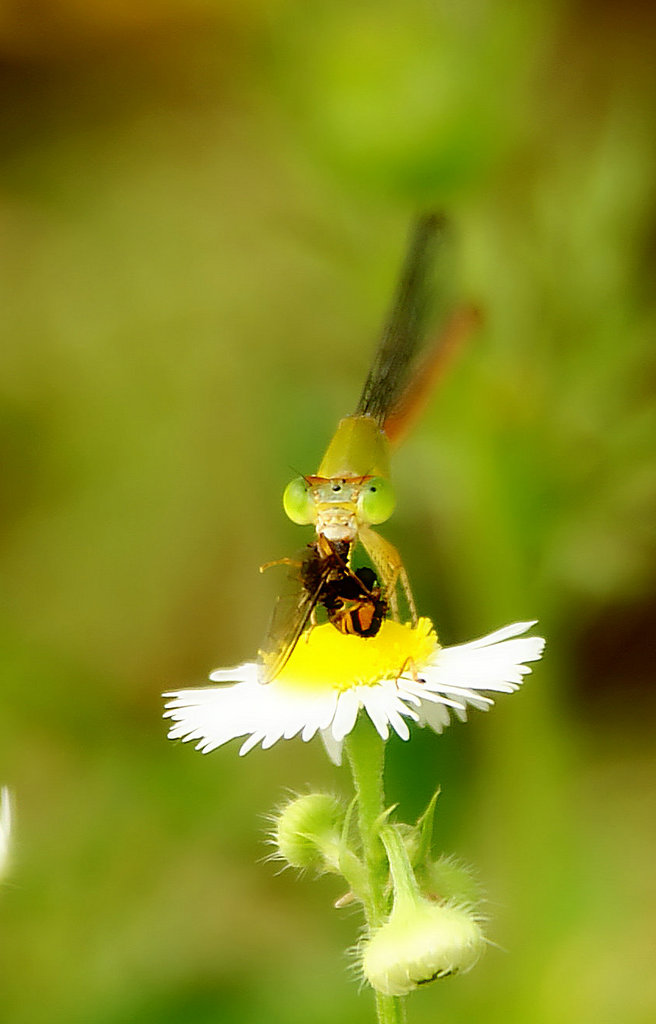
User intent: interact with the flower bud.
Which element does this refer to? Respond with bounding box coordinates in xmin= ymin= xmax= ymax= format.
xmin=362 ymin=898 xmax=485 ymax=996
xmin=272 ymin=793 xmax=344 ymax=871
xmin=361 ymin=825 xmax=485 ymax=996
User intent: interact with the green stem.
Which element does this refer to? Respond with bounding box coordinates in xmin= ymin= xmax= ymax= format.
xmin=345 ymin=716 xmax=407 ymax=1024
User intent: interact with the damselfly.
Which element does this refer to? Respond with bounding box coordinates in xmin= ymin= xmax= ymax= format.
xmin=262 ymin=213 xmax=478 ymax=681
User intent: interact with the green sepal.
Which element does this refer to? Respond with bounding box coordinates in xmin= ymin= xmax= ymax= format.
xmin=413 ymin=788 xmax=440 ymax=868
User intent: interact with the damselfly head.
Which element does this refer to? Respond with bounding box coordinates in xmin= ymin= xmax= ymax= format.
xmin=283 ymin=473 xmax=396 ymax=537
xmin=283 ymin=475 xmax=362 ymax=541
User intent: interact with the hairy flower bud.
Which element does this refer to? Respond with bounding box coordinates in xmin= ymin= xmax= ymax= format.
xmin=361 ymin=825 xmax=485 ymax=996
xmin=362 ymin=898 xmax=485 ymax=995
xmin=272 ymin=793 xmax=344 ymax=871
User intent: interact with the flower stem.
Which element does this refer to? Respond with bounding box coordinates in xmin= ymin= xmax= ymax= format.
xmin=345 ymin=716 xmax=406 ymax=1024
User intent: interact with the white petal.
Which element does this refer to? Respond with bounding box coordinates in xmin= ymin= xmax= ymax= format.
xmin=415 ymin=684 xmax=492 ymax=708
xmin=416 ymin=700 xmax=452 ymax=734
xmin=208 ymin=662 xmax=260 ymax=683
xmin=331 ymin=689 xmax=361 ymax=742
xmin=458 ymin=621 xmax=539 ymax=648
xmin=355 ymin=683 xmax=419 ymax=742
xmin=0 ymin=787 xmax=12 ymax=879
xmin=404 ymin=622 xmax=544 ymax=735
xmin=164 ymin=679 xmax=259 ymax=752
xmin=320 ymin=728 xmax=344 ymax=766
xmin=360 ymin=687 xmax=391 ymax=740
xmin=398 ymin=677 xmax=468 ymax=710
xmin=164 ymin=672 xmax=338 ymax=756
xmin=387 ymin=706 xmax=411 ymax=741
xmin=240 ymin=731 xmax=267 ymax=755
xmin=423 ymin=626 xmax=545 ymax=695
xmin=382 ymin=685 xmax=420 ymax=733
xmin=302 ymin=691 xmax=340 ymax=741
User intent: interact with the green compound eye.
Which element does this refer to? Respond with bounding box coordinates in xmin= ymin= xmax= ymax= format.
xmin=283 ymin=476 xmax=315 ymax=525
xmin=358 ymin=476 xmax=396 ymax=525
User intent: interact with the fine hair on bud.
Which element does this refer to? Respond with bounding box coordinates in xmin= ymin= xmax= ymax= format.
xmin=272 ymin=792 xmax=344 ymax=872
xmin=419 ymin=854 xmax=484 ymax=908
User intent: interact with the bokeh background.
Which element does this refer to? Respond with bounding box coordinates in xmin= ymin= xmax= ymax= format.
xmin=1 ymin=1 xmax=655 ymax=1022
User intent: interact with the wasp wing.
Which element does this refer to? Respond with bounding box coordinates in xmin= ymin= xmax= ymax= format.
xmin=260 ymin=551 xmax=335 ymax=683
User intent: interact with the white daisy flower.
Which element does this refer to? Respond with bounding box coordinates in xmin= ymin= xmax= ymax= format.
xmin=163 ymin=619 xmax=545 ymax=766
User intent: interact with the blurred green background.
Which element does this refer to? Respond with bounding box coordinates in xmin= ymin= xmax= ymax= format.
xmin=1 ymin=1 xmax=655 ymax=1022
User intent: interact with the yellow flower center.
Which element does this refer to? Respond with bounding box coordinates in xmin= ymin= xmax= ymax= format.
xmin=271 ymin=617 xmax=438 ymax=693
